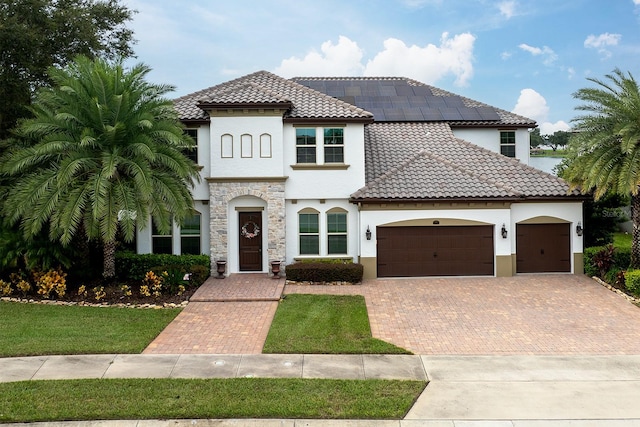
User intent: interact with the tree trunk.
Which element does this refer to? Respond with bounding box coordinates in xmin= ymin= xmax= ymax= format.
xmin=102 ymin=240 xmax=116 ymax=279
xmin=631 ymin=193 xmax=640 ymax=269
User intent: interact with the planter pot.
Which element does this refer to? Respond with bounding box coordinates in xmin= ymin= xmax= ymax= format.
xmin=270 ymin=261 xmax=281 ymax=279
xmin=215 ymin=260 xmax=227 ymax=279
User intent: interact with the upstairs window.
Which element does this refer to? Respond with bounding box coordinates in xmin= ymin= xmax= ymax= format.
xmin=183 ymin=129 xmax=199 ymax=163
xmin=500 ymin=131 xmax=516 ymax=158
xmin=299 ymin=211 xmax=319 ymax=255
xmin=324 ymin=128 xmax=344 ymax=163
xmin=296 ymin=128 xmax=316 ymax=163
xmin=327 ymin=211 xmax=347 ymax=254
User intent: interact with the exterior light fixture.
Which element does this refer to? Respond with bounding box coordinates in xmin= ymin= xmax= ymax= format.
xmin=576 ymin=222 xmax=583 ymax=236
xmin=365 ymin=226 xmax=372 ymax=241
xmin=501 ymin=224 xmax=508 ymax=239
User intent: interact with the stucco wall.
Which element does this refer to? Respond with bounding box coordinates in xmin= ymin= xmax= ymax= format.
xmin=452 ymin=128 xmax=531 ymax=164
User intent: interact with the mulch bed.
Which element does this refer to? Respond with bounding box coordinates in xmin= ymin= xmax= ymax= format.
xmin=2 ymin=280 xmax=199 ymax=308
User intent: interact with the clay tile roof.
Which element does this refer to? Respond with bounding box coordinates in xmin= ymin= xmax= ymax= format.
xmin=351 ymin=122 xmax=577 ymax=202
xmin=173 ymin=71 xmax=373 ymax=122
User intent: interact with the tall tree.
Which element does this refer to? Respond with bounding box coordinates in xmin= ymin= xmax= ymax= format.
xmin=561 ymin=68 xmax=640 ymax=266
xmin=0 ymin=0 xmax=135 ymax=140
xmin=0 ymin=56 xmax=200 ymax=278
xmin=530 ymin=128 xmax=547 ymax=149
xmin=547 ymin=130 xmax=571 ymax=151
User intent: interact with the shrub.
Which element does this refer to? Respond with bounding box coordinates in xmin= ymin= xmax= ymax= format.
xmin=613 ymin=247 xmax=631 ymax=271
xmin=592 ymin=244 xmax=615 ymax=278
xmin=142 ymin=271 xmax=164 ymax=298
xmin=625 ymin=269 xmax=640 ymax=296
xmin=0 ymin=279 xmax=12 ymax=296
xmin=584 ymin=245 xmax=631 ymax=279
xmin=189 ymin=264 xmax=210 ymax=286
xmin=285 ymin=262 xmax=363 ymax=283
xmin=583 ymin=246 xmax=603 ymax=277
xmin=604 ymin=267 xmax=626 ymax=287
xmin=33 ymin=268 xmax=67 ymax=299
xmin=115 ymin=252 xmax=209 ymax=280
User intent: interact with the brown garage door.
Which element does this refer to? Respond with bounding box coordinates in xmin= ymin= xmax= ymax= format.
xmin=376 ymin=226 xmax=494 ymax=277
xmin=516 ymin=223 xmax=571 ymax=273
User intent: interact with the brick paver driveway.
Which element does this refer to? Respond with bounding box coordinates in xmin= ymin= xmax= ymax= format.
xmin=286 ymin=274 xmax=640 ymax=355
xmin=146 ymin=274 xmax=640 ymax=355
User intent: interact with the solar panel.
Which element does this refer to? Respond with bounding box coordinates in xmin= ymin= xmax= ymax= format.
xmin=477 ymin=107 xmax=501 ymax=121
xmin=294 ymin=79 xmax=501 ymax=123
xmin=402 ymin=108 xmax=425 ymax=121
xmin=421 ymin=107 xmax=444 ymax=120
xmin=395 ymin=85 xmax=415 ymax=96
xmin=457 ymin=107 xmax=481 ymax=120
xmin=345 ymin=86 xmax=361 ymax=96
xmin=443 ymin=96 xmax=465 ymax=107
xmin=379 ymin=85 xmax=398 ymax=96
xmin=440 ymin=107 xmax=463 ymax=120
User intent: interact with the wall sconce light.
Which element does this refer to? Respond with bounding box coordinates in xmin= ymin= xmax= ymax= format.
xmin=365 ymin=226 xmax=372 ymax=241
xmin=576 ymin=222 xmax=583 ymax=236
xmin=501 ymin=224 xmax=508 ymax=239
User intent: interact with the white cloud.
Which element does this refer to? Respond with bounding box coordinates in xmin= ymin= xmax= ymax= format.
xmin=274 ymin=33 xmax=476 ymax=87
xmin=518 ymin=43 xmax=557 ymax=65
xmin=539 ymin=120 xmax=570 ymax=135
xmin=501 ymin=51 xmax=512 ymax=60
xmin=498 ymin=1 xmax=517 ymax=19
xmin=634 ymin=0 xmax=640 ymax=5
xmin=567 ymin=67 xmax=576 ymax=80
xmin=274 ymin=36 xmax=365 ymax=77
xmin=584 ymin=33 xmax=621 ymax=58
xmin=513 ymin=88 xmax=549 ymax=121
xmin=364 ymin=32 xmax=476 ymax=86
xmin=512 ymin=88 xmax=570 ymax=135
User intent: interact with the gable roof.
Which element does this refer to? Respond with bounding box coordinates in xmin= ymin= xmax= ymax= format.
xmin=174 ymin=71 xmax=373 ymax=123
xmin=350 ymin=122 xmax=578 ymax=202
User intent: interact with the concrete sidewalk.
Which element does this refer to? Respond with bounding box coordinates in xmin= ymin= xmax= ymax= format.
xmin=3 ymin=354 xmax=640 ymax=425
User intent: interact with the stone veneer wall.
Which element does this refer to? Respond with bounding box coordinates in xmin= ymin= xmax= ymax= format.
xmin=209 ymin=180 xmax=286 ymax=274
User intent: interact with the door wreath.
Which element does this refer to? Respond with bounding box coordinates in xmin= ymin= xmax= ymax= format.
xmin=241 ymin=221 xmax=260 ymax=239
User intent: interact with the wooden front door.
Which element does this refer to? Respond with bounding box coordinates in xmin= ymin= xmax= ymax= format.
xmin=239 ymin=211 xmax=262 ymax=271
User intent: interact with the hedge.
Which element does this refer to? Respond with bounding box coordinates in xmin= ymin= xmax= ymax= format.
xmin=625 ymin=269 xmax=640 ymax=296
xmin=115 ymin=252 xmax=210 ymax=281
xmin=285 ymin=262 xmax=363 ymax=283
xmin=583 ymin=245 xmax=631 ymax=278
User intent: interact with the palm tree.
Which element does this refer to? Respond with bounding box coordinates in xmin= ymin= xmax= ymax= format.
xmin=0 ymin=56 xmax=200 ymax=278
xmin=562 ymin=68 xmax=640 ymax=267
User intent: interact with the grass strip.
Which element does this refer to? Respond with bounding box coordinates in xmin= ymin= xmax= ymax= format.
xmin=0 ymin=378 xmax=426 ymax=422
xmin=263 ymin=294 xmax=411 ymax=354
xmin=0 ymin=301 xmax=181 ymax=356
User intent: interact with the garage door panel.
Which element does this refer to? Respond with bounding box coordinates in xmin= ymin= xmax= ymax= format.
xmin=516 ymin=223 xmax=571 ymax=273
xmin=377 ymin=226 xmax=494 ymax=277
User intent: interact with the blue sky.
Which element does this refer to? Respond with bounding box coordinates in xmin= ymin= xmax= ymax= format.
xmin=121 ymin=0 xmax=640 ymax=135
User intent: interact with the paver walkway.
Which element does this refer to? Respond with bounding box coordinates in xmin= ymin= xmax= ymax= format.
xmin=146 ymin=274 xmax=640 ymax=355
xmin=144 ymin=274 xmax=284 ymax=354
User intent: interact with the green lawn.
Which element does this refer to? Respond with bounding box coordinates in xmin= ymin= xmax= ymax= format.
xmin=614 ymin=232 xmax=632 ymax=250
xmin=0 ymin=293 xmax=423 ymax=422
xmin=0 ymin=301 xmax=181 ymax=357
xmin=263 ymin=294 xmax=411 ymax=354
xmin=0 ymin=378 xmax=426 ymax=422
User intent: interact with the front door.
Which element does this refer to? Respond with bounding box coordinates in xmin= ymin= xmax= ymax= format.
xmin=239 ymin=211 xmax=262 ymax=271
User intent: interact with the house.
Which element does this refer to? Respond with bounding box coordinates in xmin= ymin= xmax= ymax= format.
xmin=135 ymin=71 xmax=585 ymax=279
